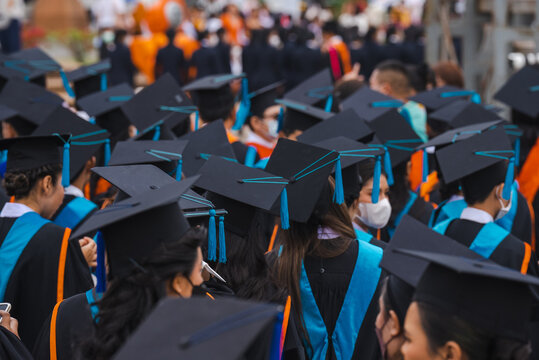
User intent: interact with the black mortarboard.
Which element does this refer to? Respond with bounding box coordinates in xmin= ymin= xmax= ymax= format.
xmin=0 ymin=104 xmax=18 ymax=122
xmin=122 ymin=73 xmax=194 ymax=138
xmin=0 ymin=135 xmax=68 ymax=172
xmin=277 ymin=99 xmax=333 ymax=133
xmin=409 ymin=85 xmax=481 ymax=112
xmin=494 ymin=66 xmax=539 ymax=119
xmin=297 ymin=108 xmax=374 ymax=144
xmin=183 ymin=73 xmax=244 ymax=92
xmin=0 ymin=78 xmax=63 ymax=135
xmin=284 ymin=68 xmax=333 ymax=108
xmin=265 ymin=138 xmax=339 ymax=224
xmin=2 ymin=47 xmax=61 ymax=86
xmin=130 ymin=118 xmax=178 ymax=141
xmin=72 ymin=177 xmax=198 ymax=278
xmin=178 ymin=120 xmax=237 ymax=176
xmin=341 ymin=86 xmax=405 ymax=122
xmin=65 ymin=59 xmax=110 ymax=99
xmin=249 ymin=81 xmax=283 ymax=118
xmin=401 ymin=249 xmax=539 ymax=341
xmin=195 ymin=157 xmax=286 ymax=236
xmin=33 ymin=107 xmax=110 ymax=182
xmin=417 ymin=120 xmax=503 ymax=150
xmin=427 ymin=99 xmax=501 ymax=132
xmin=76 ymin=83 xmax=134 ymax=141
xmin=113 ymin=297 xmax=282 ymax=360
xmin=108 ymin=140 xmax=188 ymax=179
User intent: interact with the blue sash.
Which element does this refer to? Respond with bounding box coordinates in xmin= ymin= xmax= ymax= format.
xmin=494 ymin=184 xmax=518 ymax=233
xmin=469 ymin=223 xmax=509 ymax=258
xmin=388 ymin=190 xmax=417 ymax=237
xmin=354 ymin=228 xmax=374 ymax=243
xmin=433 ymin=218 xmax=453 ymax=235
xmin=85 ymin=288 xmax=103 ymax=320
xmin=0 ymin=212 xmax=50 ymax=300
xmin=434 ymin=200 xmax=467 ymax=226
xmin=300 ymin=241 xmax=383 ymax=360
xmin=53 ymin=197 xmax=97 ymax=229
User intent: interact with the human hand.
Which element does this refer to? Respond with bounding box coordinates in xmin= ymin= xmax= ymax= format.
xmin=79 ymin=237 xmax=98 ymax=267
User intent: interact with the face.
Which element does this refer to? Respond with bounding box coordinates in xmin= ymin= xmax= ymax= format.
xmin=252 ymin=105 xmax=281 ymax=142
xmin=375 ymin=292 xmax=405 ymax=360
xmin=402 ymin=302 xmax=443 ymax=360
xmin=40 ymin=173 xmax=65 ymax=219
xmin=2 ymin=122 xmax=18 ymax=139
xmin=358 ymin=174 xmax=390 ymax=204
xmin=169 ymin=247 xmax=204 ymax=299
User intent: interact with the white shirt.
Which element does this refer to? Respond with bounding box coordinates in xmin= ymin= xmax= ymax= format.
xmin=64 ymin=185 xmax=85 ymax=198
xmin=245 ymin=131 xmax=276 ymax=149
xmin=460 ymin=207 xmax=494 ymax=224
xmin=0 ymin=202 xmax=36 ymax=218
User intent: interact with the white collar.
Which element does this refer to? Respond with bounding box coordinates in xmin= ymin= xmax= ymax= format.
xmin=245 ymin=132 xmax=277 ymax=149
xmin=64 ymin=185 xmax=85 ymax=198
xmin=0 ymin=203 xmax=37 ymax=218
xmin=460 ymin=207 xmax=494 ymax=224
xmin=448 ymin=194 xmax=464 ymax=203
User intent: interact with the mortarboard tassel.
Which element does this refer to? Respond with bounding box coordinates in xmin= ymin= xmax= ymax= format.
xmin=422 ymin=149 xmax=429 ymax=183
xmin=514 ymin=137 xmax=520 ymax=167
xmin=100 ymin=73 xmax=107 ymax=91
xmin=89 ymin=117 xmax=96 ymax=125
xmin=152 ymin=125 xmax=161 ymax=141
xmin=470 ymin=93 xmax=481 ymax=104
xmin=175 ymin=158 xmax=182 ymax=181
xmin=95 ymin=231 xmax=107 ymax=293
xmin=59 ymin=70 xmax=76 ymax=98
xmin=280 ymin=188 xmax=290 ymax=230
xmin=503 ymin=157 xmax=515 ymax=201
xmin=244 ymin=146 xmax=257 ymax=167
xmin=218 ymin=216 xmax=226 ymax=263
xmin=208 ymin=209 xmax=217 ymax=261
xmin=383 ymin=148 xmax=394 ymax=186
xmin=372 ymin=155 xmax=382 ymax=204
xmin=104 ymin=139 xmax=111 ymax=166
xmin=233 ymin=78 xmax=251 ymax=131
xmin=324 ymin=94 xmax=333 ymax=113
xmin=62 ymin=142 xmax=70 ymax=187
xmin=277 ymin=106 xmax=284 ymax=133
xmin=333 ymin=156 xmax=344 ymax=205
xmin=194 ymin=110 xmax=199 ymax=131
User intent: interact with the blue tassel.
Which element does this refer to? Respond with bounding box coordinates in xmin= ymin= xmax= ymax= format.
xmin=100 ymin=73 xmax=107 ymax=91
xmin=372 ymin=155 xmax=382 ymax=204
xmin=152 ymin=125 xmax=161 ymax=141
xmin=324 ymin=94 xmax=333 ymax=112
xmin=233 ymin=78 xmax=251 ymax=131
xmin=175 ymin=158 xmax=182 ymax=181
xmin=422 ymin=149 xmax=428 ymax=183
xmin=95 ymin=231 xmax=107 ymax=293
xmin=244 ymin=146 xmax=257 ymax=167
xmin=503 ymin=157 xmax=515 ymax=201
xmin=277 ymin=106 xmax=284 ymax=132
xmin=59 ymin=70 xmax=75 ymax=98
xmin=333 ymin=157 xmax=344 ymax=204
xmin=208 ymin=209 xmax=217 ymax=261
xmin=470 ymin=93 xmax=481 ymax=104
xmin=515 ymin=137 xmax=520 ymax=167
xmin=89 ymin=117 xmax=96 ymax=125
xmin=280 ymin=188 xmax=290 ymax=230
xmin=62 ymin=142 xmax=70 ymax=187
xmin=104 ymin=139 xmax=111 ymax=166
xmin=218 ymin=216 xmax=226 ymax=263
xmin=194 ymin=111 xmax=199 ymax=131
xmin=383 ymin=148 xmax=394 ymax=186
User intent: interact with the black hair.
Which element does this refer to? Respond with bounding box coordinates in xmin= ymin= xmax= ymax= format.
xmin=78 ymin=228 xmax=204 ymax=360
xmin=165 ymin=28 xmax=176 ymax=42
xmin=388 ymin=161 xmax=410 ymax=215
xmin=197 ymin=88 xmax=235 ymax=123
xmin=3 ymin=163 xmax=62 ymax=199
xmin=344 ymin=158 xmax=378 ymax=207
xmin=461 ymin=161 xmax=507 ymax=205
xmin=417 ymin=301 xmax=531 ymax=360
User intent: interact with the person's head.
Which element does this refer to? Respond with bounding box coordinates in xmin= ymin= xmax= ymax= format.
xmin=165 ymin=28 xmax=176 ymax=43
xmin=334 ymin=79 xmax=365 ymax=110
xmin=432 ymin=61 xmax=464 ymax=89
xmin=248 ymin=104 xmax=281 ymax=142
xmin=114 ymin=29 xmax=128 ymax=45
xmin=2 ymin=119 xmax=34 ymax=139
xmin=370 ymin=60 xmax=414 ymax=101
xmin=71 ymin=156 xmax=97 ymax=191
xmin=322 ymin=20 xmax=340 ymax=40
xmin=197 ymin=87 xmax=236 ymax=124
xmin=3 ymin=163 xmax=64 ymax=219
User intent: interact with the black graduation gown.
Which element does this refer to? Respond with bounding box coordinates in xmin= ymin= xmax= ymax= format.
xmin=381 ymin=192 xmax=434 ymax=241
xmin=242 ymin=44 xmax=283 ymax=91
xmin=0 ymin=217 xmax=93 ymax=350
xmin=350 ymin=41 xmax=385 ymax=79
xmin=288 ymin=46 xmax=324 ymax=89
xmin=0 ymin=326 xmax=32 ymax=360
xmin=155 ymin=44 xmax=185 ymax=85
xmin=303 ymin=240 xmax=382 ymax=360
xmin=380 ymin=43 xmax=406 ymax=62
xmin=32 ymin=291 xmax=94 ymax=360
xmin=52 ymin=194 xmax=98 ymax=232
xmin=215 ymin=41 xmax=232 ymax=73
xmin=105 ymin=43 xmax=135 ymax=87
xmin=509 ymin=191 xmax=533 ymax=246
xmin=190 ymin=47 xmax=222 ymax=79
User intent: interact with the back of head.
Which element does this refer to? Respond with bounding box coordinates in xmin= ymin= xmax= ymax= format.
xmin=432 ymin=61 xmax=464 ymax=88
xmin=461 ymin=161 xmax=507 ymax=205
xmin=374 ymin=60 xmax=413 ymax=97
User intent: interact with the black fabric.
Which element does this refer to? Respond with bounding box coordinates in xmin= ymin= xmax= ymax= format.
xmin=155 ymin=44 xmax=185 ymax=85
xmin=103 ymin=43 xmax=135 ymax=87
xmin=231 ymin=141 xmax=260 ymax=166
xmin=0 ymin=326 xmax=32 ymax=360
xmin=511 ymin=190 xmax=533 ymax=246
xmin=0 ymin=218 xmax=93 ymax=350
xmin=190 ymin=47 xmax=222 ymax=79
xmin=242 ymin=43 xmax=283 ymax=92
xmin=381 ymin=193 xmax=434 ymax=241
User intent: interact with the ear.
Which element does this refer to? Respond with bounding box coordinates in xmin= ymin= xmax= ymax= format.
xmin=387 ymin=309 xmax=402 ymax=336
xmin=169 ymin=274 xmax=189 ymax=297
xmin=249 ymin=116 xmax=262 ymax=131
xmin=381 ymin=82 xmax=393 ymax=96
xmin=440 ymin=341 xmax=463 ymax=360
xmin=406 ymin=160 xmax=412 ymax=178
xmin=40 ymin=175 xmax=54 ymax=196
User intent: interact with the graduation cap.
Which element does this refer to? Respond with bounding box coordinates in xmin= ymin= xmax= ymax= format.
xmin=435 ymin=127 xmax=514 ymax=200
xmin=249 ymin=81 xmax=284 ymax=118
xmin=276 ymin=99 xmax=333 ymax=133
xmin=122 ymin=73 xmax=195 ymax=137
xmin=427 ymin=99 xmax=501 ymax=133
xmin=130 ymin=118 xmax=178 ymax=141
xmin=400 ymin=249 xmax=539 ymax=341
xmin=409 ymin=85 xmax=481 ymax=112
xmin=108 ymin=140 xmax=188 ymax=180
xmin=417 ymin=120 xmax=503 ymax=150
xmin=1 ymin=47 xmax=61 ymax=87
xmin=32 ymin=107 xmax=111 ymax=184
xmin=341 ymin=86 xmax=405 ymax=121
xmin=0 ymin=78 xmax=63 ymax=135
xmin=76 ymin=83 xmax=134 ymax=141
xmin=178 ymin=120 xmax=237 ymax=177
xmin=265 ymin=138 xmax=339 ymax=226
xmin=72 ymin=177 xmax=198 ymax=279
xmin=494 ymin=66 xmax=539 ymax=119
xmin=284 ymin=68 xmax=334 ymax=109
xmin=113 ymin=297 xmax=283 ymax=360
xmin=297 ymin=108 xmax=374 ymax=144
xmin=65 ymin=59 xmax=110 ymax=99
xmin=0 ymin=104 xmax=19 ymax=123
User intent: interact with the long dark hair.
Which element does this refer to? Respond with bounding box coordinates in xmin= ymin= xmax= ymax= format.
xmin=417 ymin=301 xmax=532 ymax=360
xmin=388 ymin=162 xmax=410 ymax=215
xmin=78 ymin=228 xmax=204 ymax=360
xmin=3 ymin=163 xmax=62 ymax=199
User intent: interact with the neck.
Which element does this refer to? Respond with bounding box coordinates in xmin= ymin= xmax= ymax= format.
xmin=353 ymin=216 xmax=368 ymax=232
xmin=469 ymin=203 xmax=497 ymax=219
xmin=16 ymin=196 xmax=41 ymax=215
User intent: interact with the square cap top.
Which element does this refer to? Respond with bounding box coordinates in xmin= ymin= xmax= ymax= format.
xmin=284 ymin=68 xmax=333 ymax=106
xmin=0 ymin=104 xmax=18 ymax=122
xmin=65 ymin=59 xmax=111 ymax=83
xmin=76 ymin=83 xmax=134 ymax=117
xmin=409 ymin=85 xmax=479 ymax=112
xmin=277 ymin=98 xmax=334 ymax=132
xmin=313 ymin=136 xmax=384 ymax=169
xmin=341 ymin=86 xmax=404 ymax=122
xmin=249 ymin=81 xmax=283 ymax=118
xmin=113 ymin=297 xmax=282 ymax=360
xmin=418 ymin=120 xmax=503 ymax=150
xmin=183 ymin=73 xmax=244 ymax=92
xmin=494 ymin=65 xmax=539 ymax=118
xmin=297 ymin=108 xmax=374 ymax=144
xmin=428 ymin=99 xmax=501 ymax=129
xmin=2 ymin=47 xmax=61 ymax=80
xmin=0 ymin=135 xmax=68 ymax=172
xmin=108 ymin=139 xmax=188 ymax=172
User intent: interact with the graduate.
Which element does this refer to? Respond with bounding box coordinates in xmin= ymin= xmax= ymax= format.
xmin=242 ymin=29 xmax=283 ymax=92
xmin=154 ymin=28 xmax=186 ymax=86
xmin=283 ymin=68 xmax=334 ymax=111
xmin=64 ymin=60 xmax=111 ymax=100
xmin=267 ymin=139 xmax=384 ymax=360
xmin=0 ymin=135 xmax=94 ymax=349
xmin=277 ymin=98 xmax=333 ymax=141
xmin=432 ymin=127 xmax=539 ymax=275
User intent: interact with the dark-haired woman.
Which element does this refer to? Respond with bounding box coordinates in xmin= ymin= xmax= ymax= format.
xmin=0 ymin=137 xmax=94 ymax=350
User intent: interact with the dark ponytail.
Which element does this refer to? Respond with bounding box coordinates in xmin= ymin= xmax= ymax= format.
xmin=3 ymin=164 xmax=62 ymax=199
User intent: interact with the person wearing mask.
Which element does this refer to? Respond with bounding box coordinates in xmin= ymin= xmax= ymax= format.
xmin=0 ymin=0 xmax=24 ymax=54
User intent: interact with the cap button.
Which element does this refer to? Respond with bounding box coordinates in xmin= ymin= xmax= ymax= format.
xmin=319 ymin=267 xmax=325 ymax=274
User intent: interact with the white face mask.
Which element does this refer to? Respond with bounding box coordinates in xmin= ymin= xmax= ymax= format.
xmin=266 ymin=119 xmax=279 ymax=139
xmin=356 ymin=198 xmax=392 ymax=229
xmin=495 ymin=185 xmax=512 ymax=221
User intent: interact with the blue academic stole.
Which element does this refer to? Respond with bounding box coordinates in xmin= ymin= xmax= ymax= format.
xmin=434 ymin=220 xmax=508 ymax=258
xmin=53 ymin=197 xmax=97 ymax=229
xmin=354 ymin=228 xmax=374 ymax=244
xmin=85 ymin=288 xmax=103 ymax=320
xmin=432 ymin=200 xmax=467 ymax=227
xmin=300 ymin=241 xmax=383 ymax=360
xmin=0 ymin=212 xmax=51 ymax=301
